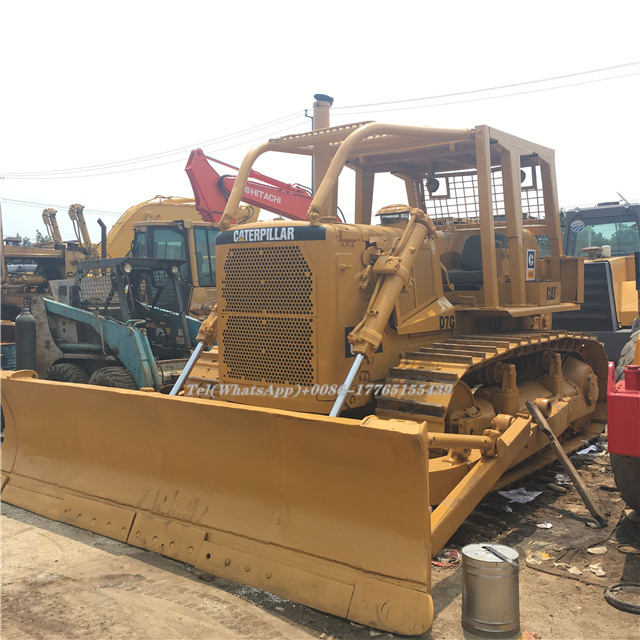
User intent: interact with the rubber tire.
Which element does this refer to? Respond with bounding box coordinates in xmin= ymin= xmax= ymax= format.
xmin=45 ymin=363 xmax=90 ymax=384
xmin=611 ymin=453 xmax=640 ymax=513
xmin=604 ymin=582 xmax=640 ymax=615
xmin=88 ymin=366 xmax=138 ymax=390
xmin=615 ymin=329 xmax=639 ymax=381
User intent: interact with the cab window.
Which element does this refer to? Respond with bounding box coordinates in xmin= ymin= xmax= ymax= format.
xmin=194 ymin=227 xmax=219 ymax=286
xmin=132 ymin=231 xmax=146 ymax=257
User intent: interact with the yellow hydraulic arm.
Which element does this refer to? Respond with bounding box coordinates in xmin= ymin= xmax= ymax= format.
xmin=67 ymin=203 xmax=96 ymax=257
xmin=169 ymin=307 xmax=218 ymax=395
xmin=42 ymin=208 xmax=63 ymax=244
xmin=330 ymin=208 xmax=438 ymax=416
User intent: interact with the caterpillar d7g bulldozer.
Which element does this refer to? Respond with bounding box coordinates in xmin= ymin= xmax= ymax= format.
xmin=1 ymin=118 xmax=608 ymax=636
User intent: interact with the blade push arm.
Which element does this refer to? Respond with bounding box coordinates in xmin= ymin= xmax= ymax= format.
xmin=169 ymin=306 xmax=218 ymax=396
xmin=330 ymin=209 xmax=437 ymax=416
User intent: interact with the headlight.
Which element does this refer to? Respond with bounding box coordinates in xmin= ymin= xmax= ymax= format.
xmin=171 ymin=265 xmax=179 ymax=275
xmin=123 ymin=262 xmax=132 ymax=274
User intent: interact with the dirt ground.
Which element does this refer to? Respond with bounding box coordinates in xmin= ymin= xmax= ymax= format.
xmin=2 ymin=439 xmax=639 ymax=640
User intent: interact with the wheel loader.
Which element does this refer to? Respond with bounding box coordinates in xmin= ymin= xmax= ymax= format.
xmin=1 ymin=115 xmax=608 ymax=635
xmin=552 ymin=200 xmax=640 ymax=360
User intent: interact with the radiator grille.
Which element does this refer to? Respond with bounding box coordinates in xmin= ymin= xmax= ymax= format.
xmin=222 ymin=315 xmax=314 ymax=385
xmin=221 ymin=245 xmax=314 ymax=315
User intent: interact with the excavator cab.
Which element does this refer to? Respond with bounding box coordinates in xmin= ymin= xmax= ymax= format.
xmin=131 ymin=219 xmax=220 ymax=315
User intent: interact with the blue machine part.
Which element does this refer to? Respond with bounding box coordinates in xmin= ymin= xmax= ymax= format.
xmin=44 ymin=298 xmax=162 ymax=389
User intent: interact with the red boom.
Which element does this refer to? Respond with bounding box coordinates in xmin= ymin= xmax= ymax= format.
xmin=185 ymin=149 xmax=313 ymax=223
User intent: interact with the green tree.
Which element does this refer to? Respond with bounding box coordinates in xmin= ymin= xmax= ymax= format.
xmin=610 ymin=225 xmax=640 ymax=255
xmin=35 ymin=230 xmax=52 ymax=243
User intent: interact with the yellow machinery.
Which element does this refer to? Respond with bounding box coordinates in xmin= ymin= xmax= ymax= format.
xmin=1 ymin=204 xmax=98 ymax=319
xmin=106 ymin=197 xmax=260 ymax=315
xmin=104 ymin=196 xmax=204 ymax=258
xmin=1 ymin=115 xmax=608 ymax=635
xmin=128 ymin=218 xmax=221 ymax=315
xmin=2 ymin=199 xmax=192 ymax=319
xmin=105 ymin=195 xmax=260 ymax=260
xmin=553 ymin=201 xmax=640 ymax=360
xmin=2 ymin=197 xmax=243 ymax=320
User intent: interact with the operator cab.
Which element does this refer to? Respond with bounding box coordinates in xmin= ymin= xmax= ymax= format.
xmin=131 ymin=220 xmax=221 ymax=311
xmin=564 ymin=202 xmax=640 ymax=257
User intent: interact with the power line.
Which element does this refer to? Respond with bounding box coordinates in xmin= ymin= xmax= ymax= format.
xmin=334 ymin=62 xmax=639 ymax=111
xmin=1 ymin=118 xmax=311 ymax=180
xmin=3 ymin=62 xmax=638 ymax=181
xmin=335 ymin=71 xmax=639 ymax=117
xmin=1 ymin=198 xmax=123 ymax=217
xmin=1 ymin=112 xmax=305 ymax=178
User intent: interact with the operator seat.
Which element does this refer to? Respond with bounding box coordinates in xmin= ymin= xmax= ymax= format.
xmin=445 ymin=233 xmax=507 ymax=290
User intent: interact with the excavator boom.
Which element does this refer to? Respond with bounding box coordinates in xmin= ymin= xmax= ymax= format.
xmin=185 ymin=148 xmax=313 ymax=222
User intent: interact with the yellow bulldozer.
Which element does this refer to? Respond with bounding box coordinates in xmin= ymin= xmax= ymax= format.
xmin=1 ymin=114 xmax=608 ymax=635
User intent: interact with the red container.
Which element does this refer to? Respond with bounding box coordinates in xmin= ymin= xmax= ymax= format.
xmin=607 ymin=362 xmax=640 ymax=458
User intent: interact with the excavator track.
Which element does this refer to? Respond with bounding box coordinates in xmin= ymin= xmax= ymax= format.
xmin=377 ymin=330 xmax=608 ymax=488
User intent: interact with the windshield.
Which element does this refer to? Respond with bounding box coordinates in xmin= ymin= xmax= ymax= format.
xmin=565 ymin=216 xmax=640 ymax=256
xmin=146 ymin=228 xmax=189 ymax=280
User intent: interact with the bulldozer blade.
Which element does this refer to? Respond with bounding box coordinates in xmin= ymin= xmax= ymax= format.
xmin=0 ymin=371 xmax=434 ymax=635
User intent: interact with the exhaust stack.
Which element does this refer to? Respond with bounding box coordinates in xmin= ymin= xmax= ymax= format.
xmin=312 ymin=94 xmax=336 ymax=220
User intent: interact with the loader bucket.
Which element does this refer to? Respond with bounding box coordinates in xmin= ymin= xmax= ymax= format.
xmin=1 ymin=370 xmax=434 ymax=635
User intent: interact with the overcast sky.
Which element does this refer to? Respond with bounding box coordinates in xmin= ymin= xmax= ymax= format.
xmin=1 ymin=0 xmax=638 ymax=242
